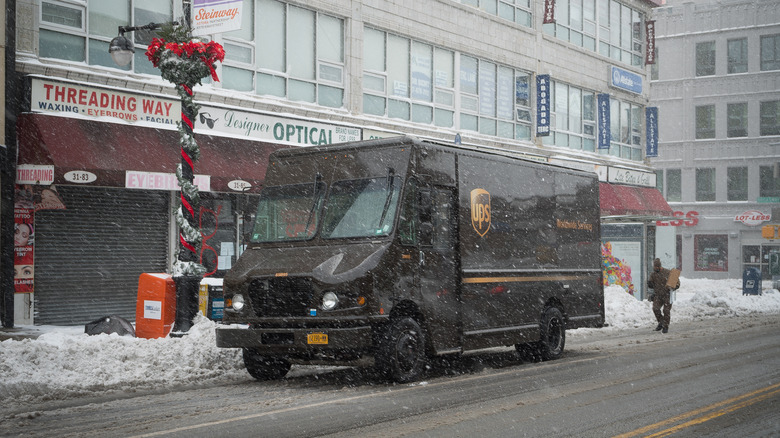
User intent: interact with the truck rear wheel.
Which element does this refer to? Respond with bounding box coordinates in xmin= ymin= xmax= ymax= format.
xmin=242 ymin=348 xmax=291 ymax=380
xmin=375 ymin=317 xmax=427 ymax=383
xmin=537 ymin=307 xmax=565 ymax=361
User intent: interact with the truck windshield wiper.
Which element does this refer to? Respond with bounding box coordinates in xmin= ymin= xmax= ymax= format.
xmin=304 ymin=173 xmax=323 ymax=236
xmin=377 ymin=168 xmax=395 ymax=228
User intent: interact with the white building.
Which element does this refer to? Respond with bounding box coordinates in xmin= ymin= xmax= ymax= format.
xmin=650 ymin=0 xmax=780 ymax=280
xmin=7 ymin=0 xmax=667 ymax=325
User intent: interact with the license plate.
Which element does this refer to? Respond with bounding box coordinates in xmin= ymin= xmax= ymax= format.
xmin=307 ymin=333 xmax=328 ymax=345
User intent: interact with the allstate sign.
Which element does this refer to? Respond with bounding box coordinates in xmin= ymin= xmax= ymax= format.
xmin=610 ymin=66 xmax=642 ymax=94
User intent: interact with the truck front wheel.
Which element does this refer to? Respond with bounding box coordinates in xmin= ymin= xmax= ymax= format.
xmin=375 ymin=317 xmax=427 ymax=383
xmin=537 ymin=306 xmax=565 ymax=361
xmin=242 ymin=348 xmax=291 ymax=380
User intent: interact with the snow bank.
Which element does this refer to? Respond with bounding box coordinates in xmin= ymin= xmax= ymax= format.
xmin=1 ymin=278 xmax=778 ymax=404
xmin=0 ymin=315 xmax=245 ymax=403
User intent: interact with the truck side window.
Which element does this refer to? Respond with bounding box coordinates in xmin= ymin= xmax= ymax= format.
xmin=431 ymin=189 xmax=453 ymax=251
xmin=399 ymin=180 xmax=418 ymax=246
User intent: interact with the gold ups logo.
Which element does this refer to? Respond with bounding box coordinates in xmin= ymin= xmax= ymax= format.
xmin=470 ymin=188 xmax=491 ymax=237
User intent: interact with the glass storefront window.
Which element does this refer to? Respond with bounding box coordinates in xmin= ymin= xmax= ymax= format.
xmin=695 ymin=234 xmax=728 ymax=272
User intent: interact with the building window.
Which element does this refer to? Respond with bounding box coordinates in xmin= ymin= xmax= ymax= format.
xmin=727 ymin=167 xmax=748 ymax=201
xmin=454 ymin=0 xmax=533 ymax=28
xmin=245 ymin=0 xmax=345 ymax=108
xmin=727 ymin=102 xmax=748 ymax=138
xmin=727 ymin=38 xmax=748 ymax=74
xmin=666 ymin=169 xmax=681 ymax=202
xmin=760 ymin=165 xmax=780 ymax=199
xmin=545 ymin=0 xmax=643 ymax=67
xmin=547 ymin=80 xmax=597 ymax=152
xmin=39 ymin=0 xmax=173 ymax=75
xmin=760 ymin=100 xmax=780 ymax=136
xmin=743 ymin=244 xmax=780 ymax=279
xmin=696 ymin=41 xmax=716 ymax=76
xmin=696 ymin=168 xmax=716 ymax=202
xmin=695 ymin=105 xmax=715 ymax=139
xmin=760 ymin=34 xmax=780 ymax=71
xmin=694 ymin=234 xmax=728 ymax=272
xmin=363 ymin=28 xmax=457 ymax=128
xmin=589 ymin=97 xmax=641 ymax=161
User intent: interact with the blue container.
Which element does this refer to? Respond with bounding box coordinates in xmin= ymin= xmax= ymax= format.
xmin=742 ymin=267 xmax=762 ymax=296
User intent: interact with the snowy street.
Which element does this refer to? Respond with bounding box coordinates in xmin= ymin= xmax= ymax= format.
xmin=1 ymin=279 xmax=779 ymax=436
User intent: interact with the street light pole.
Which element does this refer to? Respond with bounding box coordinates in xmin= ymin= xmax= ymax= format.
xmin=109 ymin=9 xmax=224 ymax=335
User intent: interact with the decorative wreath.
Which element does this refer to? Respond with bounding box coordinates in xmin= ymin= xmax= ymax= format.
xmin=145 ymin=38 xmax=225 ymax=86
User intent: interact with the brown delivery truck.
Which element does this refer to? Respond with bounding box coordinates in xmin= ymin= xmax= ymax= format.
xmin=216 ymin=136 xmax=604 ymax=382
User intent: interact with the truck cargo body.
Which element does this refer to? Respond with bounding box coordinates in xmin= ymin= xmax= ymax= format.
xmin=216 ymin=136 xmax=604 ymax=382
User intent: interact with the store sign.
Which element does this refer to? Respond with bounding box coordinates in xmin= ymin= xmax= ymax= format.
xmin=125 ymin=171 xmax=211 ymax=192
xmin=734 ymin=210 xmax=771 ymax=226
xmin=30 ymin=77 xmax=180 ymax=129
xmin=227 ymin=180 xmax=252 ymax=192
xmin=64 ymin=171 xmax=97 ymax=184
xmin=16 ymin=164 xmax=54 ymax=185
xmin=645 ymin=20 xmax=656 ymax=65
xmin=610 ymin=66 xmax=643 ymax=94
xmin=536 ymin=75 xmax=551 ymax=136
xmin=192 ymin=0 xmax=243 ymax=36
xmin=608 ymin=167 xmax=656 ymax=187
xmin=645 ymin=107 xmax=658 ymax=157
xmin=543 ymin=0 xmax=556 ymax=23
xmin=597 ymin=94 xmax=610 ymax=149
xmin=196 ymin=105 xmax=361 ymax=146
xmin=657 ymin=211 xmax=699 ymax=227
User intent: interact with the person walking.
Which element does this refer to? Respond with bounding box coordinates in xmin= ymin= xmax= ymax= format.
xmin=647 ymin=258 xmax=680 ymax=334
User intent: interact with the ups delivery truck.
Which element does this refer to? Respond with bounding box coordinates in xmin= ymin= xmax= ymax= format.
xmin=216 ymin=136 xmax=604 ymax=382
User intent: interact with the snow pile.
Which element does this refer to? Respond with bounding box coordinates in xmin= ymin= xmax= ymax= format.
xmin=0 ymin=315 xmax=245 ymax=403
xmin=603 ymin=278 xmax=780 ymax=329
xmin=1 ymin=278 xmax=778 ymax=404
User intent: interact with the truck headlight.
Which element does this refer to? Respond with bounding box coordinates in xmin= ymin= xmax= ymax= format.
xmin=321 ymin=292 xmax=339 ymax=311
xmin=230 ymin=294 xmax=245 ymax=311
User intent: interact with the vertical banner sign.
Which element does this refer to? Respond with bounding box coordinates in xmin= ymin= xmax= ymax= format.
xmin=12 ymin=183 xmax=66 ymax=294
xmin=192 ymin=0 xmax=243 ymax=36
xmin=645 ymin=20 xmax=656 ymax=65
xmin=13 ymin=201 xmax=34 ymax=294
xmin=536 ymin=75 xmax=551 ymax=137
xmin=597 ymin=93 xmax=611 ymax=149
xmin=543 ymin=0 xmax=556 ymax=24
xmin=646 ymin=107 xmax=659 ymax=157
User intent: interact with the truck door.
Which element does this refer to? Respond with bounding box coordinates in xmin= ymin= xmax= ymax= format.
xmin=418 ymin=185 xmax=460 ymax=354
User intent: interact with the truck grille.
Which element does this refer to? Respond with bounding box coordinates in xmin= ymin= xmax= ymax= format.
xmin=248 ymin=278 xmax=313 ymax=317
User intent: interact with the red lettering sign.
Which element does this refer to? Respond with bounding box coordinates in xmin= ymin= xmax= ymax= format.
xmin=657 ymin=211 xmax=698 ymax=227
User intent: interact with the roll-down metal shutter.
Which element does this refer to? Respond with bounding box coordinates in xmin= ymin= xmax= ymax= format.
xmin=34 ymin=187 xmax=170 ymax=325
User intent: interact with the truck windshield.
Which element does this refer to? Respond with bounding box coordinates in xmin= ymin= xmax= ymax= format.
xmin=321 ymin=176 xmax=401 ymax=239
xmin=251 ymin=182 xmax=325 ymax=242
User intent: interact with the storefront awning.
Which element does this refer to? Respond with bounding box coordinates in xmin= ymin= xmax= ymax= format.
xmin=17 ymin=113 xmax=290 ymax=193
xmin=599 ymin=182 xmax=672 ymax=219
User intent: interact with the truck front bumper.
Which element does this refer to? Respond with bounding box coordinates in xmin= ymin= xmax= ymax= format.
xmin=215 ymin=324 xmax=374 ymax=353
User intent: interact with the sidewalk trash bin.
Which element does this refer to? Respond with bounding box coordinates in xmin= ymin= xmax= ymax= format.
xmin=136 ymin=273 xmax=177 ymax=338
xmin=742 ymin=267 xmax=762 ymax=296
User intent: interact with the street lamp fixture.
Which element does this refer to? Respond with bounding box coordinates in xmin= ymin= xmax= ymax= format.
xmin=108 ymin=22 xmax=178 ymax=67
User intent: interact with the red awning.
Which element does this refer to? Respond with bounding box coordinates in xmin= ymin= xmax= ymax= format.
xmin=599 ymin=182 xmax=672 ymax=218
xmin=17 ymin=113 xmax=290 ymax=193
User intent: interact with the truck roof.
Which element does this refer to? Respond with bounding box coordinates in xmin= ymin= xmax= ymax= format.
xmin=269 ymin=136 xmax=597 ymax=179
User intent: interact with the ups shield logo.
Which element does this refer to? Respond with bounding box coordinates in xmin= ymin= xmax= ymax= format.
xmin=470 ymin=188 xmax=491 ymax=237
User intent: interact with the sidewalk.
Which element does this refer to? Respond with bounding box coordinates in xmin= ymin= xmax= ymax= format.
xmin=0 ymin=326 xmax=51 ymax=342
